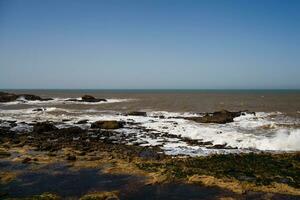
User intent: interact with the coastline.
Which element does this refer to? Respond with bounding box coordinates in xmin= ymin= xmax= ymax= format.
xmin=0 ymin=92 xmax=299 ymax=199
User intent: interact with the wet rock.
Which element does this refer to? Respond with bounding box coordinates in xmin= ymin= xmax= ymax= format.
xmin=0 ymin=92 xmax=53 ymax=102
xmin=58 ymin=126 xmax=84 ymax=135
xmin=33 ymin=108 xmax=45 ymax=112
xmin=30 ymin=192 xmax=61 ymax=200
xmin=22 ymin=157 xmax=32 ymax=164
xmin=81 ymin=95 xmax=97 ymax=101
xmin=185 ymin=110 xmax=250 ymax=124
xmin=126 ymin=111 xmax=147 ymax=117
xmin=66 ymin=155 xmax=76 ymax=161
xmin=0 ymin=92 xmax=18 ymax=102
xmin=76 ymin=119 xmax=89 ymax=124
xmin=67 ymin=95 xmax=107 ymax=103
xmin=139 ymin=148 xmax=161 ymax=160
xmin=91 ymin=121 xmax=124 ymax=129
xmin=207 ymin=144 xmax=227 ymax=149
xmin=0 ymin=150 xmax=11 ymax=158
xmin=33 ymin=122 xmax=58 ymax=133
xmin=80 ymin=191 xmax=119 ymax=200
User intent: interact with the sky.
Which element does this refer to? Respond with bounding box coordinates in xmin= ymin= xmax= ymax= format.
xmin=0 ymin=0 xmax=300 ymax=89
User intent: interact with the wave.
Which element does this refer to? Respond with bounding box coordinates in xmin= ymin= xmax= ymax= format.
xmin=0 ymin=98 xmax=133 ymax=105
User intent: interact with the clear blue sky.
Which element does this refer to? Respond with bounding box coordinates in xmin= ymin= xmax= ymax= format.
xmin=0 ymin=0 xmax=299 ymax=89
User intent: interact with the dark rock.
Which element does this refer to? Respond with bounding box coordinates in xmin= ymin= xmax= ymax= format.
xmin=22 ymin=157 xmax=31 ymax=164
xmin=210 ymin=144 xmax=227 ymax=149
xmin=0 ymin=92 xmax=18 ymax=102
xmin=185 ymin=110 xmax=252 ymax=124
xmin=82 ymin=95 xmax=96 ymax=101
xmin=33 ymin=108 xmax=45 ymax=112
xmin=139 ymin=148 xmax=161 ymax=160
xmin=57 ymin=126 xmax=83 ymax=135
xmin=0 ymin=92 xmax=52 ymax=102
xmin=66 ymin=95 xmax=107 ymax=103
xmin=76 ymin=119 xmax=89 ymax=124
xmin=126 ymin=111 xmax=147 ymax=117
xmin=33 ymin=122 xmax=58 ymax=132
xmin=91 ymin=120 xmax=124 ymax=129
xmin=66 ymin=155 xmax=76 ymax=161
xmin=0 ymin=150 xmax=11 ymax=158
xmin=81 ymin=95 xmax=107 ymax=102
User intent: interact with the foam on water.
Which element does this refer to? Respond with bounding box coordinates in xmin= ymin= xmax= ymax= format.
xmin=0 ymin=107 xmax=299 ymax=156
xmin=0 ymin=98 xmax=132 ymax=105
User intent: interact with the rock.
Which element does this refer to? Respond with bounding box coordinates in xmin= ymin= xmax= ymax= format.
xmin=33 ymin=122 xmax=58 ymax=132
xmin=91 ymin=121 xmax=124 ymax=129
xmin=0 ymin=92 xmax=52 ymax=102
xmin=81 ymin=95 xmax=107 ymax=102
xmin=185 ymin=110 xmax=251 ymax=124
xmin=66 ymin=155 xmax=76 ymax=161
xmin=80 ymin=191 xmax=119 ymax=200
xmin=33 ymin=108 xmax=45 ymax=112
xmin=126 ymin=111 xmax=147 ymax=117
xmin=82 ymin=95 xmax=96 ymax=101
xmin=22 ymin=157 xmax=32 ymax=164
xmin=31 ymin=192 xmax=61 ymax=200
xmin=0 ymin=92 xmax=18 ymax=102
xmin=139 ymin=149 xmax=161 ymax=160
xmin=57 ymin=126 xmax=83 ymax=135
xmin=0 ymin=150 xmax=11 ymax=158
xmin=76 ymin=119 xmax=89 ymax=124
xmin=66 ymin=95 xmax=107 ymax=103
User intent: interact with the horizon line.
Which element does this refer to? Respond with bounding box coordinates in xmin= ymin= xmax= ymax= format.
xmin=1 ymin=88 xmax=300 ymax=91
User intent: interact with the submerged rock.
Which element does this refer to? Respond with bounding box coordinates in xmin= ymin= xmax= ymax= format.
xmin=91 ymin=121 xmax=124 ymax=129
xmin=185 ymin=110 xmax=254 ymax=124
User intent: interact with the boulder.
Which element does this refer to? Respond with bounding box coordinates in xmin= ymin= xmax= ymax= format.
xmin=185 ymin=110 xmax=250 ymax=124
xmin=91 ymin=120 xmax=124 ymax=129
xmin=81 ymin=95 xmax=96 ymax=101
xmin=81 ymin=95 xmax=107 ymax=102
xmin=33 ymin=122 xmax=58 ymax=132
xmin=0 ymin=92 xmax=18 ymax=102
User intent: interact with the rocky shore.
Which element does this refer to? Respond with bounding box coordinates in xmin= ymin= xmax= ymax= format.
xmin=0 ymin=115 xmax=299 ymax=199
xmin=0 ymin=92 xmax=299 ymax=199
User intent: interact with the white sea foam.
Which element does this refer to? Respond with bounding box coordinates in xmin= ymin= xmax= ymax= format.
xmin=0 ymin=98 xmax=133 ymax=105
xmin=0 ymin=108 xmax=299 ymax=155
